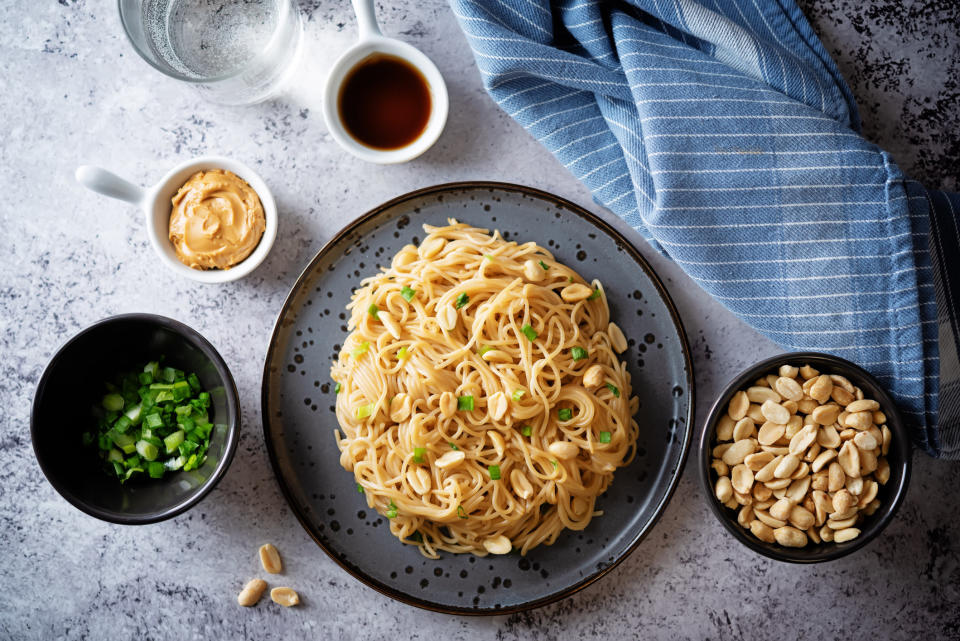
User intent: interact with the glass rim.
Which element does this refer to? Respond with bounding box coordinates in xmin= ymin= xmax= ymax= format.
xmin=117 ymin=0 xmax=294 ymax=85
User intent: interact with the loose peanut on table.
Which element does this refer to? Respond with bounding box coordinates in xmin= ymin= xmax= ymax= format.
xmin=270 ymin=587 xmax=300 ymax=607
xmin=710 ymin=363 xmax=892 ymax=548
xmin=259 ymin=543 xmax=283 ymax=574
xmin=237 ymin=579 xmax=267 ymax=607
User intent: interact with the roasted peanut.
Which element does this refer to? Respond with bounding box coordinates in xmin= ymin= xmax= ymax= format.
xmin=237 ymin=579 xmax=267 ymax=607
xmin=270 ymin=587 xmax=300 ymax=607
xmin=548 ymin=441 xmax=579 ymax=460
xmin=608 ymin=322 xmax=628 ymax=353
xmin=488 ymin=392 xmax=508 ymax=421
xmin=561 ymin=283 xmax=593 ymax=302
xmin=774 ymin=526 xmax=808 ymax=548
xmin=483 ymin=535 xmax=512 ymax=555
xmin=583 ymin=364 xmax=605 ymax=388
xmin=259 ymin=544 xmax=282 ymax=574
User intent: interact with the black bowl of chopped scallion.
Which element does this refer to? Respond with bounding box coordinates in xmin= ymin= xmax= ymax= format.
xmin=31 ymin=314 xmax=240 ymax=524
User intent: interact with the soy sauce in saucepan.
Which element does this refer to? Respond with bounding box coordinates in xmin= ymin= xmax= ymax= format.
xmin=338 ymin=54 xmax=432 ymax=150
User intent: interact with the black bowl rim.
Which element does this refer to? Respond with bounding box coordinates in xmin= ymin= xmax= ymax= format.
xmin=698 ymin=351 xmax=912 ymax=563
xmin=261 ymin=180 xmax=696 ymax=615
xmin=30 ymin=313 xmax=241 ymax=525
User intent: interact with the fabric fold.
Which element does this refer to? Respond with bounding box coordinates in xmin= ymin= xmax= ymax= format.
xmin=451 ymin=0 xmax=960 ymax=457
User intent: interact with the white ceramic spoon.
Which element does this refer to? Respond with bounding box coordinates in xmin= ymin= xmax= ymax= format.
xmin=321 ymin=0 xmax=449 ymax=164
xmin=75 ymin=157 xmax=277 ymax=283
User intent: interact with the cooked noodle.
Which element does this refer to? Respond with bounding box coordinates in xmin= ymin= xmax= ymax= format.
xmin=331 ymin=220 xmax=639 ymax=558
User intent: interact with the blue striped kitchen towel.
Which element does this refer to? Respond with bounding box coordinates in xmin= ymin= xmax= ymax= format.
xmin=450 ymin=0 xmax=960 ymax=458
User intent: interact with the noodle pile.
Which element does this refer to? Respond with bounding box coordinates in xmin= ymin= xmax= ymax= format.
xmin=331 ymin=221 xmax=639 ymax=558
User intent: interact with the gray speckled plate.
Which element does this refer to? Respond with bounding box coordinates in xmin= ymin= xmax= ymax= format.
xmin=261 ymin=183 xmax=693 ymax=614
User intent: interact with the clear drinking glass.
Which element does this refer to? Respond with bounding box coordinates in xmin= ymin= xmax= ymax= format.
xmin=118 ymin=0 xmax=303 ymax=105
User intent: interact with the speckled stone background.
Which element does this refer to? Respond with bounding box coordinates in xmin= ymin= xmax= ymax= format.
xmin=2 ymin=1 xmax=958 ymax=639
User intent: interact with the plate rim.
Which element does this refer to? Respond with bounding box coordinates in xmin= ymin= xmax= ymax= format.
xmin=261 ymin=181 xmax=695 ymax=615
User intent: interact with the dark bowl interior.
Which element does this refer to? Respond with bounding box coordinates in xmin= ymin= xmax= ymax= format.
xmin=31 ymin=314 xmax=240 ymax=524
xmin=698 ymin=352 xmax=911 ymax=563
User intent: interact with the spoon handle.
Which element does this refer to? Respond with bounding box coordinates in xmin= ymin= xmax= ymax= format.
xmin=351 ymin=0 xmax=382 ymax=39
xmin=75 ymin=165 xmax=146 ymax=205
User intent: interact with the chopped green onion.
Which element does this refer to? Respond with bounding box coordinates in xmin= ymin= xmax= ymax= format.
xmin=558 ymin=408 xmax=573 ymax=421
xmin=605 ymin=383 xmax=620 ymax=397
xmin=164 ymin=430 xmax=185 ymax=454
xmin=587 ymin=288 xmax=602 ymax=300
xmin=457 ymin=505 xmax=468 ymax=519
xmin=136 ymin=440 xmax=158 ymax=461
xmin=488 ymin=465 xmax=501 ymax=480
xmin=113 ymin=415 xmax=132 ymax=434
xmin=599 ymin=431 xmax=612 ymax=444
xmin=367 ymin=303 xmax=379 ymax=319
xmin=551 ymin=460 xmax=559 ymax=470
xmin=483 ymin=254 xmax=493 ymax=262
xmin=511 ymin=389 xmax=525 ymax=401
xmin=449 ymin=442 xmax=459 ymax=450
xmin=570 ymin=346 xmax=588 ymax=361
xmin=521 ymin=324 xmax=538 ymax=341
xmin=568 ymin=276 xmax=574 ymax=283
xmin=357 ymin=483 xmax=364 ymax=494
xmin=143 ymin=435 xmax=163 ymax=449
xmin=538 ymin=260 xmax=550 ymax=271
xmin=386 ymin=500 xmax=398 ymax=519
xmin=397 ymin=346 xmax=410 ymax=360
xmin=183 ymin=453 xmax=199 ymax=471
xmin=351 ymin=341 xmax=370 ymax=358
xmin=400 ymin=286 xmax=417 ymax=302
xmin=109 ymin=430 xmax=135 ymax=451
xmin=102 ymin=393 xmax=124 ymax=412
xmin=179 ymin=416 xmax=196 ymax=433
xmin=520 ymin=426 xmax=532 ymax=437
xmin=87 ymin=362 xmax=218 ymax=483
xmin=335 ymin=382 xmax=342 ymax=394
xmin=179 ymin=440 xmax=199 ymax=457
xmin=457 ymin=395 xmax=474 ymax=411
xmin=455 ymin=292 xmax=470 ymax=309
xmin=123 ymin=403 xmax=143 ymax=425
xmin=355 ymin=403 xmax=375 ymax=419
xmin=413 ymin=447 xmax=426 ymax=463
xmin=478 ymin=345 xmax=494 ymax=356
xmin=172 ymin=380 xmax=190 ymax=402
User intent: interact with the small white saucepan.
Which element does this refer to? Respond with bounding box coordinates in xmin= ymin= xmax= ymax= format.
xmin=75 ymin=156 xmax=277 ymax=283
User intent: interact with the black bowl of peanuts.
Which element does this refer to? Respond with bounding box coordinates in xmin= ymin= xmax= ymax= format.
xmin=698 ymin=352 xmax=912 ymax=563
